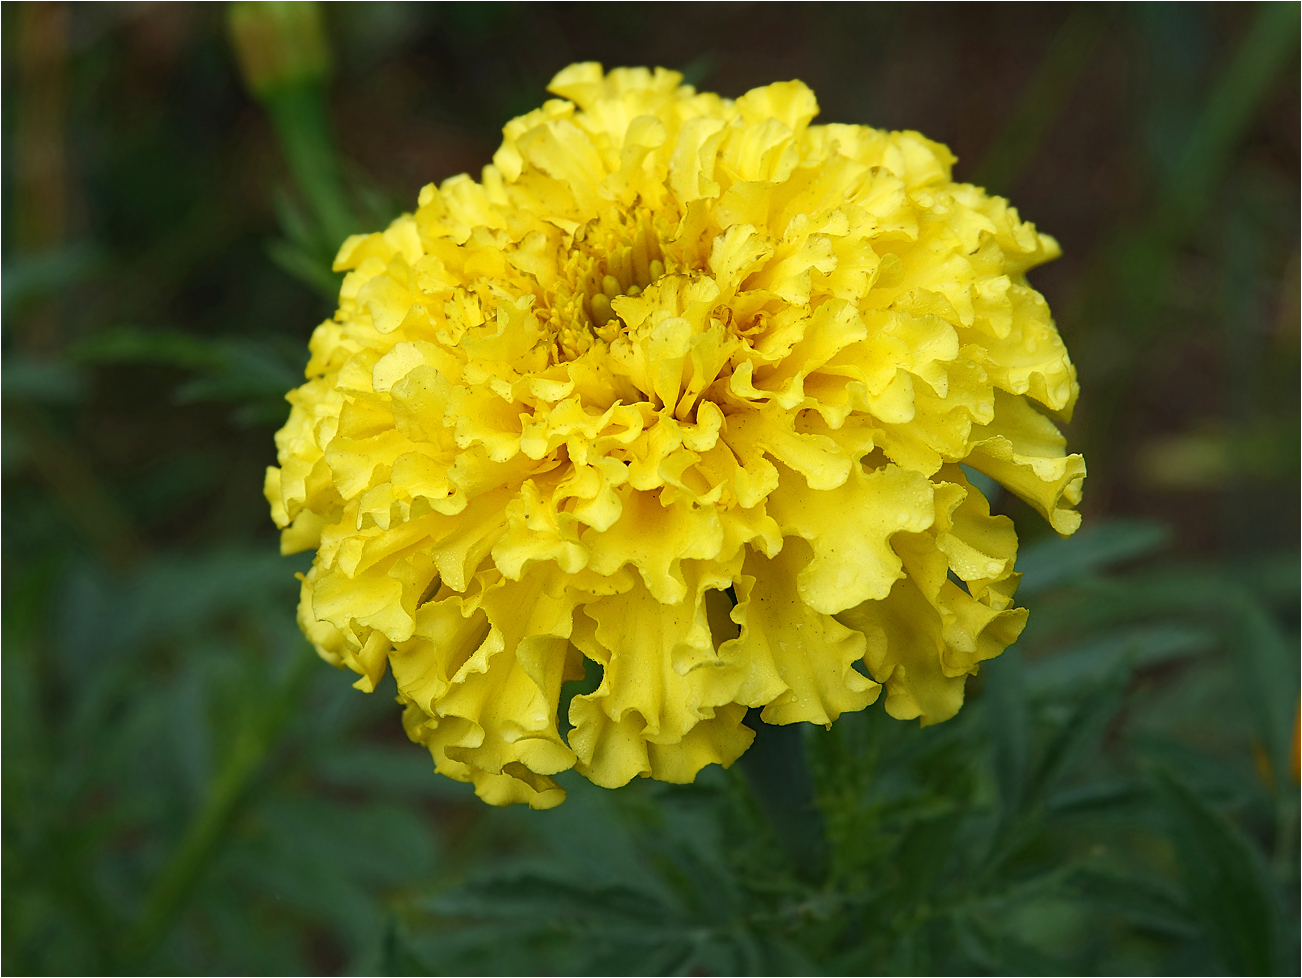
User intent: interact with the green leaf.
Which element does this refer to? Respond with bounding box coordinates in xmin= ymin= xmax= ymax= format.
xmin=737 ymin=714 xmax=828 ymax=882
xmin=431 ymin=872 xmax=669 ymax=930
xmin=173 ymin=343 xmax=300 ymax=402
xmin=380 ymin=914 xmax=429 ymax=977
xmin=1155 ymin=2 xmax=1302 ymax=238
xmin=73 ymin=325 xmax=301 ymax=425
xmin=1136 ymin=735 xmax=1265 ymax=812
xmin=891 ymin=809 xmax=962 ymax=912
xmin=1017 ymin=520 xmax=1170 ymax=597
xmin=1 ymin=357 xmax=86 ymax=404
xmin=315 ymin=745 xmax=476 ymax=801
xmin=1033 ymin=650 xmax=1131 ymax=796
xmin=970 ymin=4 xmax=1113 ymax=194
xmin=266 ymin=236 xmax=343 ymax=298
xmin=1025 ymin=624 xmax=1213 ymax=697
xmin=1071 ymin=862 xmax=1196 ymax=939
xmin=1045 ymin=779 xmax=1144 ymax=818
xmin=74 ymin=325 xmax=229 ymax=371
xmin=1236 ymin=553 xmax=1300 ymax=607
xmin=985 ymin=648 xmax=1031 ymax=818
xmin=1 ymin=244 xmax=103 ymax=314
xmin=1153 ymin=767 xmax=1281 ymax=975
xmin=1226 ymin=595 xmax=1298 ymax=793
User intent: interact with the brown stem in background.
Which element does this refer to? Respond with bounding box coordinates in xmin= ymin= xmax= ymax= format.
xmin=7 ymin=401 xmax=143 ymax=570
xmin=15 ymin=1 xmax=70 ymax=356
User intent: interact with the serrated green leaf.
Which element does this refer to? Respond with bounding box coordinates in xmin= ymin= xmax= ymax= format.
xmin=1017 ymin=520 xmax=1170 ymax=597
xmin=316 ymin=746 xmax=476 ymax=800
xmin=74 ymin=325 xmax=229 ymax=371
xmin=266 ymin=237 xmax=343 ymax=297
xmin=1153 ymin=767 xmax=1281 ymax=975
xmin=1071 ymin=862 xmax=1196 ymax=939
xmin=1046 ymin=779 xmax=1144 ymax=817
xmin=1032 ymin=652 xmax=1131 ymax=796
xmin=985 ymin=648 xmax=1031 ymax=818
xmin=1226 ymin=595 xmax=1298 ymax=793
xmin=1 ymin=244 xmax=103 ymax=314
xmin=1025 ymin=624 xmax=1213 ymax=697
xmin=737 ymin=715 xmax=828 ymax=882
xmin=1 ymin=357 xmax=86 ymax=404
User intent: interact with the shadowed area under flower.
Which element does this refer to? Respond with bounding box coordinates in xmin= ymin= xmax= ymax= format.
xmin=265 ymin=63 xmax=1084 ymax=808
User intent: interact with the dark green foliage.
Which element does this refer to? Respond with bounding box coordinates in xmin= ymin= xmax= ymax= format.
xmin=3 ymin=3 xmax=1297 ymax=975
xmin=397 ymin=527 xmax=1299 ymax=976
xmin=74 ymin=324 xmax=304 ymax=427
xmin=1 ymin=547 xmax=450 ymax=974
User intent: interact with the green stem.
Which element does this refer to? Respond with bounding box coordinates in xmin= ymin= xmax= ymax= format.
xmin=1071 ymin=1 xmax=1299 ymax=475
xmin=737 ymin=712 xmax=828 ymax=883
xmin=970 ymin=4 xmax=1113 ymax=194
xmin=227 ymin=1 xmax=354 ymax=255
xmin=121 ymin=644 xmax=317 ymax=964
xmin=263 ymin=79 xmax=357 ymax=253
xmin=1155 ymin=2 xmax=1300 ymax=240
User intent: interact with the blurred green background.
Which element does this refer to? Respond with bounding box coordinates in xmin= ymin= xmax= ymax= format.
xmin=2 ymin=3 xmax=1298 ymax=974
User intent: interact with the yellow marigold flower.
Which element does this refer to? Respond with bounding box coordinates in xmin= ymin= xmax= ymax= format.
xmin=265 ymin=64 xmax=1084 ymax=808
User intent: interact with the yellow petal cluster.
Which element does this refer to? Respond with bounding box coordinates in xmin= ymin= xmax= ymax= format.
xmin=266 ymin=64 xmax=1084 ymax=808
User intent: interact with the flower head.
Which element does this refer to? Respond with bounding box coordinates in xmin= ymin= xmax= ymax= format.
xmin=265 ymin=64 xmax=1084 ymax=808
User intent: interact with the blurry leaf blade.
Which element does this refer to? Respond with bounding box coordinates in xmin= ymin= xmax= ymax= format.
xmin=1226 ymin=593 xmax=1299 ymax=792
xmin=971 ymin=4 xmax=1113 ymax=193
xmin=1033 ymin=649 xmax=1131 ymax=796
xmin=1017 ymin=520 xmax=1170 ymax=596
xmin=1159 ymin=2 xmax=1302 ymax=236
xmin=266 ymin=236 xmax=342 ymax=298
xmin=1154 ymin=767 xmax=1281 ymax=975
xmin=1 ymin=243 xmax=103 ymax=315
xmin=1025 ymin=623 xmax=1213 ymax=697
xmin=73 ymin=324 xmax=228 ymax=371
xmin=123 ymin=643 xmax=318 ymax=963
xmin=2 ymin=357 xmax=85 ymax=404
xmin=985 ymin=648 xmax=1031 ymax=819
xmin=1072 ymin=863 xmax=1196 ymax=939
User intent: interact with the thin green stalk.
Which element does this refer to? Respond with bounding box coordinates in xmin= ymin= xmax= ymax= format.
xmin=7 ymin=400 xmax=141 ymax=569
xmin=737 ymin=712 xmax=829 ymax=884
xmin=228 ymin=1 xmax=357 ymax=262
xmin=121 ymin=644 xmax=317 ymax=965
xmin=1154 ymin=3 xmax=1300 ymax=240
xmin=1072 ymin=2 xmax=1298 ymax=468
xmin=970 ymin=4 xmax=1114 ymax=195
xmin=262 ymin=79 xmax=357 ymax=253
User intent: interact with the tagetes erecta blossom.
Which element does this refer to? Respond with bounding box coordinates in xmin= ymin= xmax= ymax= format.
xmin=266 ymin=64 xmax=1084 ymax=808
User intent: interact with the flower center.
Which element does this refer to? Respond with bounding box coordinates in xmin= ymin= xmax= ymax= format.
xmin=546 ymin=207 xmax=669 ymax=360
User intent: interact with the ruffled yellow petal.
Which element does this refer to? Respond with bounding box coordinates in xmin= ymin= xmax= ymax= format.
xmin=766 ymin=462 xmax=935 ymax=615
xmin=965 ymin=390 xmax=1086 ymax=535
xmin=725 ymin=542 xmax=880 ymax=725
xmin=267 ymin=63 xmax=1083 ymax=805
xmin=567 ymin=567 xmax=749 ymax=787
